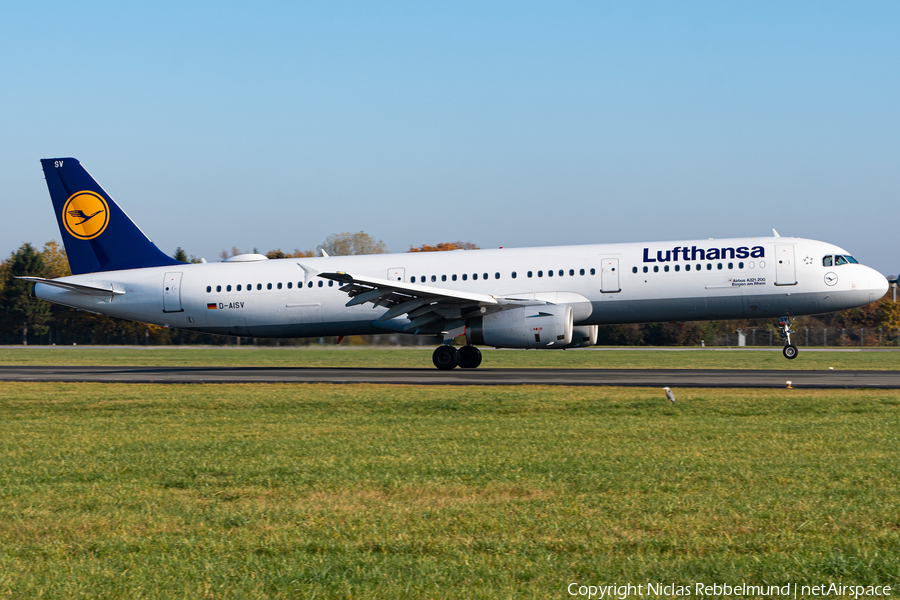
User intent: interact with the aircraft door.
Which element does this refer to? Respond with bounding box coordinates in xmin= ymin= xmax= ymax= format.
xmin=387 ymin=267 xmax=405 ymax=282
xmin=600 ymin=258 xmax=620 ymax=293
xmin=163 ymin=272 xmax=184 ymax=312
xmin=775 ymin=245 xmax=797 ymax=286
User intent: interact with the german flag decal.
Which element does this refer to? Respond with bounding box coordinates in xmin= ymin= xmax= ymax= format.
xmin=207 ymin=303 xmax=217 ymax=310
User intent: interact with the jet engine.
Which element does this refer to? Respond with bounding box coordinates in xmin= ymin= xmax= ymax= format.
xmin=466 ymin=304 xmax=573 ymax=349
xmin=567 ymin=325 xmax=598 ymax=348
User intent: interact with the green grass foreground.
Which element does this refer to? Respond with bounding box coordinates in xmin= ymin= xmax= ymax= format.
xmin=2 ymin=345 xmax=900 ymax=370
xmin=0 ymin=383 xmax=898 ymax=598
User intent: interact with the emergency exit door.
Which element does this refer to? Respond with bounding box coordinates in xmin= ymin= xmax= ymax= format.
xmin=600 ymin=258 xmax=620 ymax=293
xmin=163 ymin=272 xmax=184 ymax=312
xmin=774 ymin=245 xmax=797 ymax=286
xmin=387 ymin=267 xmax=405 ymax=282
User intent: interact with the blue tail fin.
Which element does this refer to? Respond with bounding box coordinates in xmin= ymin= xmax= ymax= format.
xmin=41 ymin=158 xmax=181 ymax=275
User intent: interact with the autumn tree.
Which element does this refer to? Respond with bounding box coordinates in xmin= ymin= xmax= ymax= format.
xmin=408 ymin=241 xmax=479 ymax=252
xmin=40 ymin=241 xmax=71 ymax=279
xmin=265 ymin=248 xmax=316 ymax=259
xmin=0 ymin=243 xmax=51 ymax=344
xmin=319 ymin=232 xmax=387 ymax=256
xmin=219 ymin=246 xmax=244 ymax=260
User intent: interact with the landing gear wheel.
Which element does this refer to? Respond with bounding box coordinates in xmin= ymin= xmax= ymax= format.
xmin=777 ymin=316 xmax=798 ymax=361
xmin=432 ymin=345 xmax=460 ymax=370
xmin=458 ymin=345 xmax=482 ymax=369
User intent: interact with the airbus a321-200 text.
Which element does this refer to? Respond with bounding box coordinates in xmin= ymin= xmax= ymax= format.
xmin=23 ymin=158 xmax=889 ymax=369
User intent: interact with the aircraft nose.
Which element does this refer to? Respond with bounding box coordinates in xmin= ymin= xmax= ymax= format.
xmin=867 ymin=267 xmax=889 ymax=299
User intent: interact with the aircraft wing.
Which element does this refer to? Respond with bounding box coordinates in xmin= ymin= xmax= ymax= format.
xmin=318 ymin=271 xmax=542 ymax=334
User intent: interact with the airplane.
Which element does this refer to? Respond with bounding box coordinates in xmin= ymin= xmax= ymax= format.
xmin=22 ymin=158 xmax=889 ymax=369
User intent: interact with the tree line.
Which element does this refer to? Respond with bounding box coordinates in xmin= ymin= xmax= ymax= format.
xmin=1 ymin=235 xmax=897 ymax=346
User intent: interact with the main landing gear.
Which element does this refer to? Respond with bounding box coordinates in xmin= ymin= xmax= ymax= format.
xmin=778 ymin=316 xmax=798 ymax=360
xmin=432 ymin=345 xmax=482 ymax=370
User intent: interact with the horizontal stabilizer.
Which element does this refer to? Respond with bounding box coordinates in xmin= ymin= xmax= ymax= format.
xmin=17 ymin=276 xmax=125 ymax=296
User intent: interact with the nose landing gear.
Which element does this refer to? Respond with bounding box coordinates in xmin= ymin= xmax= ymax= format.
xmin=778 ymin=316 xmax=798 ymax=359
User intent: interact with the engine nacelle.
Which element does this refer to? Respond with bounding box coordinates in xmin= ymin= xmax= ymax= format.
xmin=466 ymin=304 xmax=573 ymax=349
xmin=567 ymin=325 xmax=598 ymax=348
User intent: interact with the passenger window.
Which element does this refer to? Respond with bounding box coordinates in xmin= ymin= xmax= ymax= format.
xmin=452 ymin=275 xmax=457 ymax=281
xmin=643 ymin=266 xmax=648 ymax=273
xmin=463 ymin=274 xmax=468 ymax=281
xmin=590 ymin=268 xmax=595 ymax=275
xmin=558 ymin=270 xmax=563 ymax=276
xmin=431 ymin=275 xmax=437 ymax=282
xmin=318 ymin=281 xmax=323 ymax=287
xmin=411 ymin=276 xmax=416 ymax=283
xmin=511 ymin=272 xmax=517 ymax=279
xmin=329 ymin=281 xmax=333 ymax=287
xmin=727 ymin=262 xmax=733 ymax=270
xmin=835 ymin=255 xmax=848 ymax=266
xmin=664 ymin=265 xmax=669 ymax=272
xmin=706 ymin=264 xmax=712 ymax=271
xmin=538 ymin=270 xmax=543 ymax=277
xmin=441 ymin=275 xmax=446 ymax=282
xmin=495 ymin=272 xmax=500 ymax=279
xmin=738 ymin=262 xmax=743 ymax=269
xmin=685 ymin=264 xmax=690 ymax=271
xmin=823 ymin=256 xmax=832 ymax=267
xmin=580 ymin=268 xmax=585 ymax=275
xmin=267 ymin=283 xmax=273 ymax=290
xmin=653 ymin=266 xmax=659 ymax=273
xmin=286 ymin=282 xmax=291 ymax=289
xmin=548 ymin=270 xmax=554 ymax=277
xmin=277 ymin=282 xmax=282 ymax=289
xmin=473 ymin=273 xmax=478 ymax=280
xmin=483 ymin=273 xmax=488 ymax=280
xmin=760 ymin=261 xmax=766 ymax=268
xmin=227 ymin=285 xmax=232 ymax=292
xmin=237 ymin=284 xmax=242 ymax=291
xmin=632 ymin=267 xmax=638 ymax=273
xmin=527 ymin=271 xmax=532 ymax=278
xmin=308 ymin=282 xmax=313 ymax=288
xmin=257 ymin=284 xmax=262 ymax=290
xmin=206 ymin=286 xmax=211 ymax=293
xmin=674 ymin=264 xmax=680 ymax=272
xmin=248 ymin=283 xmax=252 ymax=291
xmin=216 ymin=285 xmax=221 ymax=292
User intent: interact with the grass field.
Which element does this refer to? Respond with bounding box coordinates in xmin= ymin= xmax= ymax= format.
xmin=2 ymin=345 xmax=900 ymax=370
xmin=0 ymin=382 xmax=898 ymax=598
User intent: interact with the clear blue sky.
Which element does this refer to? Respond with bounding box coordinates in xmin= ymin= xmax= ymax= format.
xmin=2 ymin=1 xmax=898 ymax=275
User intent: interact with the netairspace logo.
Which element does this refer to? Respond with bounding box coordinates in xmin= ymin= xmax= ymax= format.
xmin=567 ymin=582 xmax=893 ymax=599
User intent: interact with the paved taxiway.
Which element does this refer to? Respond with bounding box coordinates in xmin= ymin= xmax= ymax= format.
xmin=2 ymin=366 xmax=899 ymax=388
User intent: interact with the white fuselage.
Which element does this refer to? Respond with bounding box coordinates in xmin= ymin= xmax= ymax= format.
xmin=34 ymin=236 xmax=888 ymax=339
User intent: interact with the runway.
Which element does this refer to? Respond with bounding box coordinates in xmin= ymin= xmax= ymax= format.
xmin=2 ymin=365 xmax=900 ymax=388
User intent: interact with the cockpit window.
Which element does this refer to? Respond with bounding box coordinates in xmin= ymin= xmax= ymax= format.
xmin=834 ymin=255 xmax=848 ymax=266
xmin=845 ymin=255 xmax=858 ymax=264
xmin=823 ymin=256 xmax=832 ymax=266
